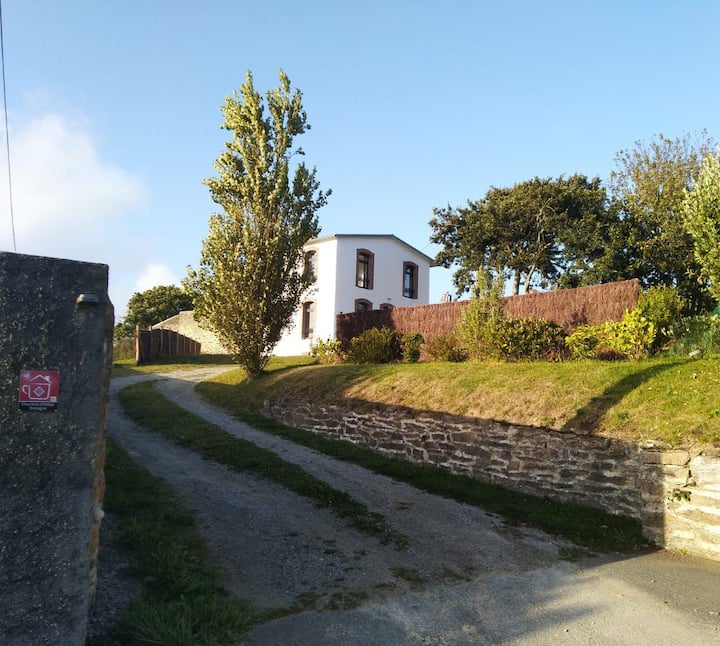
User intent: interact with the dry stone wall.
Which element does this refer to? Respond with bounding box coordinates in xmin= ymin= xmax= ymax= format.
xmin=263 ymin=398 xmax=720 ymax=561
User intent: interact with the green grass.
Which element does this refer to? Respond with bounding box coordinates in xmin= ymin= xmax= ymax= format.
xmin=111 ymin=354 xmax=239 ymax=378
xmin=87 ymin=440 xmax=259 ymax=646
xmin=196 ymin=355 xmax=720 ymax=448
xmin=118 ymin=381 xmax=407 ymax=549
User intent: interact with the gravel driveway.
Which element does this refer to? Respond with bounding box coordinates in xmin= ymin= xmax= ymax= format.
xmin=98 ymin=367 xmax=720 ymax=645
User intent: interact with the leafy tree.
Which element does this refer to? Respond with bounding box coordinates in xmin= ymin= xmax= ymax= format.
xmin=117 ymin=285 xmax=193 ymax=338
xmin=184 ymin=70 xmax=330 ymax=376
xmin=682 ymin=151 xmax=720 ymax=301
xmin=429 ymin=175 xmax=608 ymax=295
xmin=606 ymin=131 xmax=716 ymax=313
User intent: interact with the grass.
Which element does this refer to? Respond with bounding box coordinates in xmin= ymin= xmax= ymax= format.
xmin=118 ymin=381 xmax=407 ymax=549
xmin=87 ymin=440 xmax=259 ymax=646
xmin=111 ymin=354 xmax=239 ymax=378
xmin=196 ymin=355 xmax=720 ymax=448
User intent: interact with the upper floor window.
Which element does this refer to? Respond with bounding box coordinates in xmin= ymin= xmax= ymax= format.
xmin=356 ymin=249 xmax=374 ymax=289
xmin=355 ymin=298 xmax=372 ymax=312
xmin=303 ymin=250 xmax=317 ymax=283
xmin=301 ymin=301 xmax=315 ymax=339
xmin=403 ymin=261 xmax=418 ymax=299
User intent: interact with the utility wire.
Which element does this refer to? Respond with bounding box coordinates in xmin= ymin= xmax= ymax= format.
xmin=0 ymin=0 xmax=16 ymax=252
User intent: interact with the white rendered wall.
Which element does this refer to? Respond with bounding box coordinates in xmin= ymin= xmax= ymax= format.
xmin=274 ymin=235 xmax=431 ymax=357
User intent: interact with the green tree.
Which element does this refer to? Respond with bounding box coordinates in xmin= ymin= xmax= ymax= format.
xmin=429 ymin=175 xmax=608 ymax=295
xmin=117 ymin=285 xmax=193 ymax=338
xmin=184 ymin=70 xmax=329 ymax=376
xmin=682 ymin=151 xmax=720 ymax=302
xmin=606 ymin=131 xmax=716 ymax=313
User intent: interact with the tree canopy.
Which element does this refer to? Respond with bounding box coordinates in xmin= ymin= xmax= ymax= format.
xmin=184 ymin=70 xmax=330 ymax=376
xmin=683 ymin=151 xmax=720 ymax=301
xmin=606 ymin=131 xmax=716 ymax=312
xmin=429 ymin=174 xmax=609 ymax=295
xmin=117 ymin=285 xmax=193 ymax=338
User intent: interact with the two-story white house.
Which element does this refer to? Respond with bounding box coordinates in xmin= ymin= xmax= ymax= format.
xmin=273 ymin=234 xmax=434 ymax=356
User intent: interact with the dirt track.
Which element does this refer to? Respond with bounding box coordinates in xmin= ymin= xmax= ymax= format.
xmin=104 ymin=367 xmax=720 ymax=645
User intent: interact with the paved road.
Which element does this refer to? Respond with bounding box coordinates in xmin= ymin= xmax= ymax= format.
xmin=108 ymin=368 xmax=720 ymax=645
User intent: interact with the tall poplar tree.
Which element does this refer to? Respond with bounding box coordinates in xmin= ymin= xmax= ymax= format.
xmin=185 ymin=70 xmax=330 ymax=375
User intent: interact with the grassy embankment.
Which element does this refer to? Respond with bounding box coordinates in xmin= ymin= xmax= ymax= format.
xmin=191 ymin=354 xmax=720 ymax=553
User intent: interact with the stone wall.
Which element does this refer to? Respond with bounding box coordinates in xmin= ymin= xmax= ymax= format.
xmin=263 ymin=398 xmax=720 ymax=561
xmin=153 ymin=310 xmax=228 ymax=354
xmin=0 ymin=252 xmax=113 ymax=645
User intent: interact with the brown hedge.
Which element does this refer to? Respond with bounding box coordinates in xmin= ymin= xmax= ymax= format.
xmin=336 ymin=279 xmax=641 ymax=350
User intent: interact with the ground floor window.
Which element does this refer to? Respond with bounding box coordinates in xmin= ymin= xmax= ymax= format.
xmin=354 ymin=298 xmax=372 ymax=312
xmin=301 ymin=301 xmax=315 ymax=339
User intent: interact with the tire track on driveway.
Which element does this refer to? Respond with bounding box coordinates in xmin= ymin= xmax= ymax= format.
xmin=108 ymin=367 xmax=720 ymax=645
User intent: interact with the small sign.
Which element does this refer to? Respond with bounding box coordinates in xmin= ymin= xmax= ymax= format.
xmin=18 ymin=370 xmax=60 ymax=412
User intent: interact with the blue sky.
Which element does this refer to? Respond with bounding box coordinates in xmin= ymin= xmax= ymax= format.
xmin=1 ymin=0 xmax=719 ymax=318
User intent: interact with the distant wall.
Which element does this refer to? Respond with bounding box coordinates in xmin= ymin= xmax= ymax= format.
xmin=153 ymin=311 xmax=228 ymax=354
xmin=262 ymin=398 xmax=720 ymax=562
xmin=136 ymin=327 xmax=201 ymax=363
xmin=336 ymin=279 xmax=642 ymax=349
xmin=0 ymin=252 xmax=113 ymax=645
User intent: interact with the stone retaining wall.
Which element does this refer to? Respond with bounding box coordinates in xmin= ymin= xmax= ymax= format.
xmin=263 ymin=398 xmax=720 ymax=561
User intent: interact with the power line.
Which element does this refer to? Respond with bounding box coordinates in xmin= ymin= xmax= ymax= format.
xmin=0 ymin=0 xmax=16 ymax=252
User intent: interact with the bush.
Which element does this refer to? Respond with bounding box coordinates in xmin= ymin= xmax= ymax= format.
xmin=491 ymin=318 xmax=567 ymax=361
xmin=457 ymin=273 xmax=505 ymax=360
xmin=567 ymin=309 xmax=655 ymax=361
xmin=346 ymin=327 xmax=402 ymax=364
xmin=400 ymin=333 xmax=424 ymax=363
xmin=424 ymin=333 xmax=468 ymax=362
xmin=635 ymin=286 xmax=685 ymax=354
xmin=113 ymin=337 xmax=135 ymax=361
xmin=670 ymin=311 xmax=720 ymax=356
xmin=310 ymin=337 xmax=342 ymax=364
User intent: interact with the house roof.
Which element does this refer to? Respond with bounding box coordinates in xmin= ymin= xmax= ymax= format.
xmin=306 ymin=234 xmax=436 ymax=265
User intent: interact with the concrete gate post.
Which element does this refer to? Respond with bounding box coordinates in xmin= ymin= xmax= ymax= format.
xmin=0 ymin=252 xmax=113 ymax=645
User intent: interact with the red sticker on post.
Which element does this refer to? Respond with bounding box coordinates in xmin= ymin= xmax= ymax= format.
xmin=18 ymin=370 xmax=60 ymax=412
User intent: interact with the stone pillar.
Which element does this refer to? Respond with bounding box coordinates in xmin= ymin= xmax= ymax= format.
xmin=0 ymin=252 xmax=113 ymax=645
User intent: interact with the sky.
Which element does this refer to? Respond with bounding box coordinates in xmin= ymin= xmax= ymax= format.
xmin=1 ymin=0 xmax=720 ymax=319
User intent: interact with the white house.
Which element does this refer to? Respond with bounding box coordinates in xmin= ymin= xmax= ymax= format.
xmin=152 ymin=233 xmax=434 ymax=356
xmin=273 ymin=234 xmax=434 ymax=356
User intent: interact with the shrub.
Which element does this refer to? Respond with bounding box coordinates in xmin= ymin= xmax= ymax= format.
xmin=457 ymin=273 xmax=505 ymax=360
xmin=567 ymin=309 xmax=655 ymax=361
xmin=346 ymin=327 xmax=402 ymax=364
xmin=310 ymin=337 xmax=342 ymax=364
xmin=491 ymin=318 xmax=567 ymax=361
xmin=400 ymin=333 xmax=424 ymax=363
xmin=670 ymin=311 xmax=720 ymax=356
xmin=424 ymin=333 xmax=468 ymax=362
xmin=564 ymin=324 xmax=601 ymax=359
xmin=635 ymin=286 xmax=685 ymax=353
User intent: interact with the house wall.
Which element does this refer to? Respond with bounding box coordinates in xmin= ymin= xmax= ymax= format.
xmin=274 ymin=235 xmax=432 ymax=356
xmin=333 ymin=236 xmax=431 ymax=314
xmin=274 ymin=237 xmax=339 ymax=356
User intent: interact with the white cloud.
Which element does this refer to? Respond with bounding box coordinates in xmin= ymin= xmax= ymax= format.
xmin=0 ymin=111 xmax=146 ymax=258
xmin=133 ymin=263 xmax=182 ymax=293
